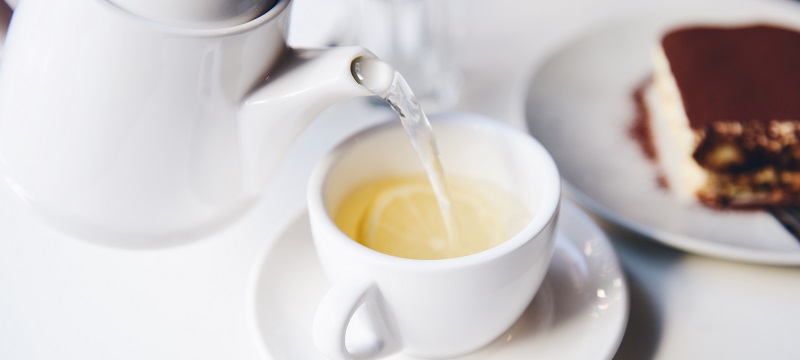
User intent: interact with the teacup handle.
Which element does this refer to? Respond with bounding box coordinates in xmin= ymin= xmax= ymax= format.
xmin=313 ymin=278 xmax=401 ymax=360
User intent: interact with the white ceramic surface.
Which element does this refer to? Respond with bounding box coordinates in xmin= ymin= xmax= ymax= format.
xmin=0 ymin=0 xmax=375 ymax=245
xmin=307 ymin=113 xmax=562 ymax=359
xmin=2 ymin=1 xmax=796 ymax=359
xmin=250 ymin=200 xmax=629 ymax=360
xmin=524 ymin=0 xmax=800 ymax=265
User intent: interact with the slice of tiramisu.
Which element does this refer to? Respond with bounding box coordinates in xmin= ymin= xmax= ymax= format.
xmin=648 ymin=24 xmax=800 ymax=207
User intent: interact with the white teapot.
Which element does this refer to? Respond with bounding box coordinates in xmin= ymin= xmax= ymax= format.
xmin=0 ymin=0 xmax=379 ymax=245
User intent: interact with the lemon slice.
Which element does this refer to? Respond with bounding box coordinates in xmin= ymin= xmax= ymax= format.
xmin=359 ymin=182 xmax=448 ymax=259
xmin=356 ymin=176 xmax=507 ymax=260
xmin=333 ymin=175 xmax=529 ymax=260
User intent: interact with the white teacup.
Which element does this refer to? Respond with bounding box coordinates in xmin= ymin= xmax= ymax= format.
xmin=307 ymin=112 xmax=561 ymax=359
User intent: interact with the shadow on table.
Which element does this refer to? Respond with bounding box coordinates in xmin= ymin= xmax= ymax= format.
xmin=593 ymin=218 xmax=685 ymax=360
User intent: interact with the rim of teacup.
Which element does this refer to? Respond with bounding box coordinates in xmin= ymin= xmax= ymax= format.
xmin=307 ymin=111 xmax=561 ymax=270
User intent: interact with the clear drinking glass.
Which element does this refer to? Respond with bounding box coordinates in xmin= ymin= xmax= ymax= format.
xmin=355 ymin=0 xmax=463 ymax=111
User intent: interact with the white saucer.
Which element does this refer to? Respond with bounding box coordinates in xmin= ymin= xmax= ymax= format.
xmin=524 ymin=0 xmax=800 ymax=265
xmin=248 ymin=200 xmax=628 ymax=360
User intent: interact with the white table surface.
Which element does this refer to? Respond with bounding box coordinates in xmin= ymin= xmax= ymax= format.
xmin=1 ymin=0 xmax=800 ymax=359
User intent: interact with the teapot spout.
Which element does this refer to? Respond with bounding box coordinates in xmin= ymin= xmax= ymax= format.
xmin=238 ymin=46 xmax=377 ymax=193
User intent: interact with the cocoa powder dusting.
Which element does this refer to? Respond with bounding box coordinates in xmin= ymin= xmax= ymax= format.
xmin=662 ymin=25 xmax=800 ymax=128
xmin=628 ymin=76 xmax=657 ymax=160
xmin=656 ymin=174 xmax=669 ymax=189
xmin=628 ymin=75 xmax=670 ymax=189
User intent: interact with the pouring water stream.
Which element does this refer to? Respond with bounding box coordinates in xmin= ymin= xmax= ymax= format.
xmin=351 ymin=57 xmax=457 ymax=244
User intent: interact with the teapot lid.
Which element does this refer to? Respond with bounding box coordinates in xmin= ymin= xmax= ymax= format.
xmin=109 ymin=0 xmax=277 ymax=29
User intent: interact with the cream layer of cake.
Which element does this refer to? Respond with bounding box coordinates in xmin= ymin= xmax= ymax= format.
xmin=648 ymin=45 xmax=706 ymax=201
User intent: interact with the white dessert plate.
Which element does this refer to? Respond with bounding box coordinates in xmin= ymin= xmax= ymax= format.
xmin=524 ymin=0 xmax=800 ymax=265
xmin=248 ymin=200 xmax=628 ymax=360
